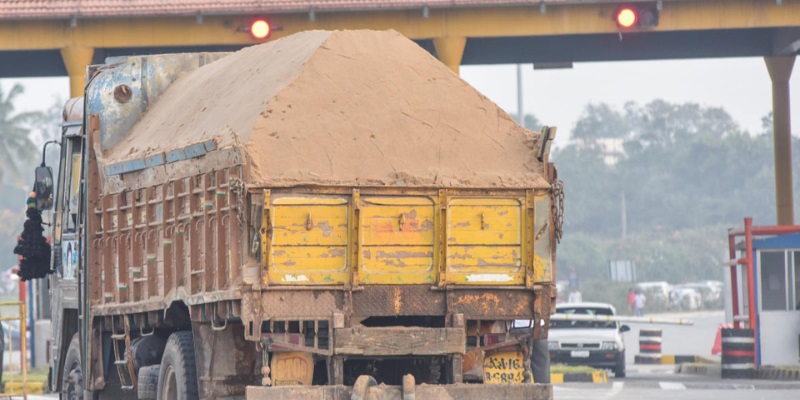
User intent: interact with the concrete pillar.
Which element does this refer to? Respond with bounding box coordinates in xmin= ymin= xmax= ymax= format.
xmin=764 ymin=56 xmax=796 ymax=225
xmin=61 ymin=46 xmax=95 ymax=98
xmin=433 ymin=36 xmax=467 ymax=75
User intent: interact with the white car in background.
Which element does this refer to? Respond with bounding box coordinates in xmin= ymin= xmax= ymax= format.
xmin=547 ymin=302 xmax=630 ymax=378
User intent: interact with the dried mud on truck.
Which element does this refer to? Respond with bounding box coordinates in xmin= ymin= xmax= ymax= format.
xmin=35 ymin=29 xmax=563 ymax=400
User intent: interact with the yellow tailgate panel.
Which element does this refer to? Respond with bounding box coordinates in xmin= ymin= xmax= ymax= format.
xmin=360 ymin=197 xmax=436 ymax=284
xmin=269 ymin=197 xmax=349 ymax=285
xmin=446 ymin=198 xmax=524 ymax=285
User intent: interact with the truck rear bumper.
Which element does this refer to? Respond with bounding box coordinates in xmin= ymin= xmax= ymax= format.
xmin=245 ymin=383 xmax=552 ymax=400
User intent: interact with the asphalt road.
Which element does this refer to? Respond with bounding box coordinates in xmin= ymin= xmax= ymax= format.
xmin=622 ymin=310 xmax=724 ymax=365
xmin=556 ymin=365 xmax=800 ymax=400
xmin=556 ymin=311 xmax=800 ymax=399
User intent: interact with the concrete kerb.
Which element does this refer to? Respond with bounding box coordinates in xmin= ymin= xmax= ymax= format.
xmin=675 ymin=362 xmax=722 ymax=378
xmin=550 ymin=370 xmax=608 ymax=384
xmin=677 ymin=363 xmax=800 ymax=382
xmin=1 ymin=381 xmax=45 ymax=395
xmin=755 ymin=366 xmax=800 ymax=381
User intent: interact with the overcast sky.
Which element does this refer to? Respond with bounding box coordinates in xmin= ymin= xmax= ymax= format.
xmin=3 ymin=56 xmax=799 ymax=149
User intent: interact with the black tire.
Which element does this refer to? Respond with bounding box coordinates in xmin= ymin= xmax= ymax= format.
xmin=62 ymin=332 xmax=83 ymax=400
xmin=614 ymin=351 xmax=626 ymax=378
xmin=137 ymin=365 xmax=160 ymax=400
xmin=132 ymin=335 xmax=167 ymax=371
xmin=531 ymin=339 xmax=550 ymax=384
xmin=157 ymin=331 xmax=198 ymax=400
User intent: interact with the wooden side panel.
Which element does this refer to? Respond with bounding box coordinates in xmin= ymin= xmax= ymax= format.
xmin=359 ymin=197 xmax=436 ymax=284
xmin=269 ymin=197 xmax=350 ymax=285
xmin=446 ymin=198 xmax=524 ymax=285
xmin=334 ymin=327 xmax=465 ymax=355
xmin=91 ymin=166 xmax=246 ymax=310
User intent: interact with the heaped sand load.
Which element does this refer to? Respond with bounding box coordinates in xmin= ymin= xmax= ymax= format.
xmin=101 ymin=30 xmax=549 ymax=190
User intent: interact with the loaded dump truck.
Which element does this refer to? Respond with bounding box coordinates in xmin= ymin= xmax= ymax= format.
xmin=34 ymin=30 xmax=562 ymax=399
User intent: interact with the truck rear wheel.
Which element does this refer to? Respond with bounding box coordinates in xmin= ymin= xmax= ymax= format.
xmin=157 ymin=332 xmax=197 ymax=400
xmin=62 ymin=333 xmax=83 ymax=400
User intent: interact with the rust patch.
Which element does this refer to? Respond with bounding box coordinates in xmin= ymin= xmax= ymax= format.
xmin=420 ymin=219 xmax=434 ymax=231
xmin=316 ymin=220 xmax=334 ymax=237
xmin=373 ymin=220 xmax=394 ymax=232
xmin=451 ymin=293 xmax=502 ymax=315
xmin=363 ymin=249 xmax=372 ymax=260
xmin=329 ymin=248 xmax=347 ymax=257
xmin=454 ymin=221 xmax=471 ymax=228
xmin=273 ymin=250 xmax=286 ymax=257
xmin=282 ymin=260 xmax=296 ymax=266
xmin=498 ymin=210 xmax=508 ymax=216
xmin=375 ymin=250 xmax=433 ymax=258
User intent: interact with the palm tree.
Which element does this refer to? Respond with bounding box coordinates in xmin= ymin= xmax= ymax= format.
xmin=0 ymin=83 xmax=41 ymax=187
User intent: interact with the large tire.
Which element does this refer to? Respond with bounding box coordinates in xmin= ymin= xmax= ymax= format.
xmin=62 ymin=333 xmax=83 ymax=400
xmin=614 ymin=351 xmax=626 ymax=378
xmin=531 ymin=339 xmax=550 ymax=384
xmin=132 ymin=335 xmax=167 ymax=371
xmin=137 ymin=365 xmax=160 ymax=400
xmin=157 ymin=332 xmax=198 ymax=400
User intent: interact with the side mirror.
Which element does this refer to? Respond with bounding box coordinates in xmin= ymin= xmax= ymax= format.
xmin=34 ymin=165 xmax=54 ymax=211
xmin=619 ymin=325 xmax=631 ymax=333
xmin=34 ymin=140 xmax=60 ymax=211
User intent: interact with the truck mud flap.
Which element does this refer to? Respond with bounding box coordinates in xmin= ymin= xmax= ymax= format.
xmin=246 ymin=380 xmax=552 ymax=400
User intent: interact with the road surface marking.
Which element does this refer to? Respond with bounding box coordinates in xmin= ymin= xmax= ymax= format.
xmin=659 ymin=382 xmax=686 ymax=390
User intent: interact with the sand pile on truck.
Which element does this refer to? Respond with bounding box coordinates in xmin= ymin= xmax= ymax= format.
xmin=101 ymin=30 xmax=549 ymax=190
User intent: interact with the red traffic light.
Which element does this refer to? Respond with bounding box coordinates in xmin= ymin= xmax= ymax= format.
xmin=616 ymin=7 xmax=638 ymax=28
xmin=250 ymin=20 xmax=271 ymax=40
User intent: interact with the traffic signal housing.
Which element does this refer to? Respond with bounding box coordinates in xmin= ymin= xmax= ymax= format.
xmin=250 ymin=19 xmax=271 ymax=40
xmin=615 ymin=5 xmax=659 ymax=29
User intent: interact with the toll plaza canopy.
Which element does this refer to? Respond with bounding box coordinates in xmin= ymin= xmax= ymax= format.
xmin=0 ymin=0 xmax=687 ymax=18
xmin=2 ymin=0 xmax=799 ymax=81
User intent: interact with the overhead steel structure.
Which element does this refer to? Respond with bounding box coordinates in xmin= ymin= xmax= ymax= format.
xmin=0 ymin=0 xmax=798 ymax=223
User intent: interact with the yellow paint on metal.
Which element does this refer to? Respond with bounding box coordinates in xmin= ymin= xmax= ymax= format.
xmin=448 ymin=199 xmax=521 ymax=245
xmin=273 ymin=198 xmax=347 ymax=205
xmin=60 ymin=46 xmax=94 ymax=97
xmin=269 ymin=197 xmax=349 ymax=284
xmin=483 ymin=351 xmax=525 ymax=384
xmin=0 ymin=1 xmax=797 ymax=51
xmin=359 ymin=196 xmax=436 ymax=284
xmin=533 ymin=254 xmax=550 ymax=282
xmin=271 ymin=351 xmax=314 ymax=386
xmin=446 ymin=198 xmax=524 ymax=285
xmin=432 ymin=36 xmax=466 ymax=74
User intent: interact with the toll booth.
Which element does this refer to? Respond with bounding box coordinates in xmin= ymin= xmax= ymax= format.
xmin=727 ymin=218 xmax=800 ymax=367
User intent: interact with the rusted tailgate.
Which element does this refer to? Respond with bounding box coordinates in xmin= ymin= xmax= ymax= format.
xmin=246 ymin=383 xmax=552 ymax=400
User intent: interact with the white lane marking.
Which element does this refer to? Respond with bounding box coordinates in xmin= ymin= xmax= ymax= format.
xmin=552 ymin=381 xmax=624 ymax=400
xmin=659 ymin=382 xmax=686 ymax=390
xmin=603 ymin=381 xmax=625 ymax=399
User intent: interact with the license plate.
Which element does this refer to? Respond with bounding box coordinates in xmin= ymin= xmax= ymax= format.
xmin=570 ymin=350 xmax=590 ymax=358
xmin=483 ymin=351 xmax=525 ymax=384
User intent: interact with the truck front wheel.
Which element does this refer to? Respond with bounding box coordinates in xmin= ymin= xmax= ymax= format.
xmin=62 ymin=333 xmax=83 ymax=400
xmin=157 ymin=332 xmax=198 ymax=400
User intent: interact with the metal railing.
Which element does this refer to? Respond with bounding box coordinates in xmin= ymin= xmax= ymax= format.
xmin=0 ymin=301 xmax=28 ymax=399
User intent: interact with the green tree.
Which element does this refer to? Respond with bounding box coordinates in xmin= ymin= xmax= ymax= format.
xmin=553 ymin=99 xmax=778 ymax=284
xmin=572 ymin=103 xmax=630 ymax=142
xmin=0 ymin=83 xmax=41 ymax=186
